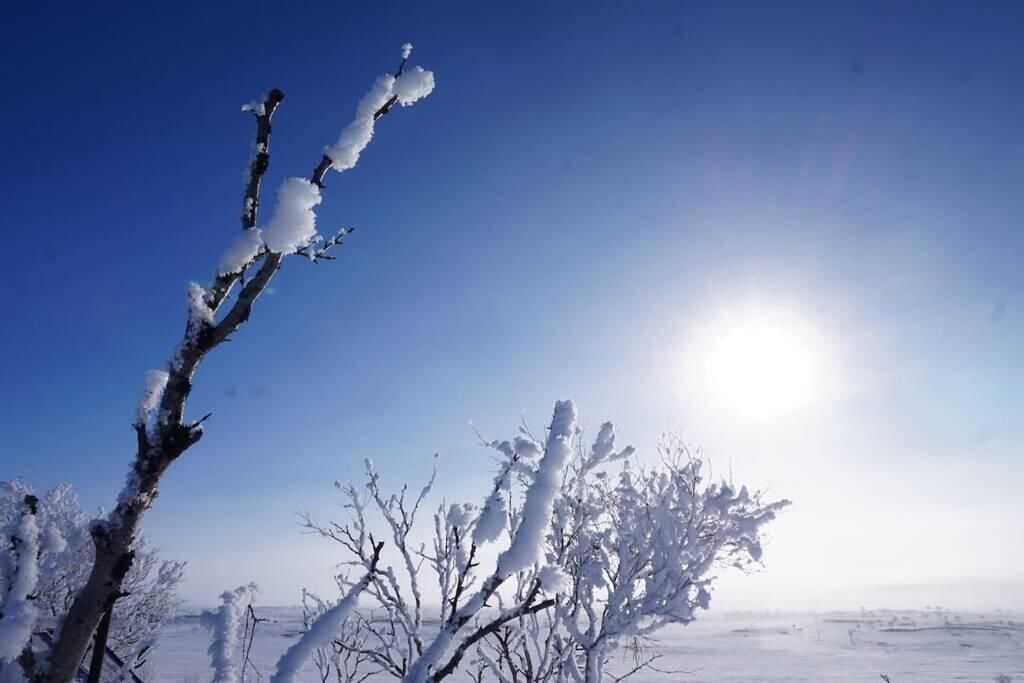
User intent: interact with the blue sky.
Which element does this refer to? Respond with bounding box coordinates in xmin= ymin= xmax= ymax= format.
xmin=2 ymin=1 xmax=1022 ymax=607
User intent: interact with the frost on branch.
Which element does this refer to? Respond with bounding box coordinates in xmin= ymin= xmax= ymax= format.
xmin=34 ymin=45 xmax=435 ymax=683
xmin=270 ymin=541 xmax=382 ymax=683
xmin=324 ymin=75 xmax=395 ymax=173
xmin=0 ymin=481 xmax=183 ymax=675
xmin=261 ymin=178 xmax=322 ymax=255
xmin=496 ymin=399 xmax=576 ymax=577
xmin=0 ymin=494 xmax=40 ymax=666
xmin=200 ymin=583 xmax=258 ymax=683
xmin=324 ymin=44 xmax=435 ymax=173
xmin=186 ymin=283 xmax=216 ymax=339
xmin=536 ymin=564 xmax=570 ymax=594
xmin=305 ymin=401 xmax=788 ymax=683
xmin=218 ymin=228 xmax=264 ymax=276
xmin=393 ymin=67 xmax=436 ymax=107
xmin=134 ymin=369 xmax=169 ymax=426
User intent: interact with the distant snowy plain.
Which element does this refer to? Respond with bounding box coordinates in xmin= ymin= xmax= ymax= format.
xmin=151 ymin=607 xmax=1023 ymax=682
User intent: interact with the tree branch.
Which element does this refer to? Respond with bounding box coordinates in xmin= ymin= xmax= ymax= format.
xmin=43 ymin=53 xmax=427 ymax=680
xmin=432 ymin=585 xmax=555 ymax=683
xmin=241 ymin=89 xmax=286 ymax=230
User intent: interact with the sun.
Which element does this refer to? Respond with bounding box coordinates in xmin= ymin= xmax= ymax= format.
xmin=701 ymin=310 xmax=821 ymax=421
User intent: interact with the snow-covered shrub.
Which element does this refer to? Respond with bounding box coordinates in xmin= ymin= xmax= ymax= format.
xmin=301 ymin=400 xmax=789 ymax=682
xmin=0 ymin=481 xmax=184 ymax=670
xmin=199 ymin=583 xmax=258 ymax=683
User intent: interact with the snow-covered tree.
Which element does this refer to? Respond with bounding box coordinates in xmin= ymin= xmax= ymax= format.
xmin=0 ymin=44 xmax=435 ymax=683
xmin=300 ymin=400 xmax=790 ymax=682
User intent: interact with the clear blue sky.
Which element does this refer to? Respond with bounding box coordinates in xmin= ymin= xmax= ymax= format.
xmin=2 ymin=1 xmax=1022 ymax=607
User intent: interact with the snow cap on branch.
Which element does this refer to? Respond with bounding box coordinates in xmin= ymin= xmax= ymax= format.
xmin=472 ymin=489 xmax=507 ymax=545
xmin=262 ymin=178 xmax=322 ymax=254
xmin=324 ymin=74 xmax=395 ymax=173
xmin=219 ymin=228 xmax=264 ymax=275
xmin=393 ymin=66 xmax=435 ymax=107
xmin=200 ymin=582 xmax=258 ymax=683
xmin=446 ymin=503 xmax=474 ymax=529
xmin=0 ymin=498 xmax=41 ymax=664
xmin=187 ymin=283 xmax=216 ymax=334
xmin=41 ymin=523 xmax=66 ymax=555
xmin=537 ymin=564 xmax=571 ymax=594
xmin=271 ymin=572 xmax=373 ymax=683
xmin=135 ymin=369 xmax=169 ymax=425
xmin=496 ymin=400 xmax=576 ymax=576
xmin=324 ymin=44 xmax=435 ymax=172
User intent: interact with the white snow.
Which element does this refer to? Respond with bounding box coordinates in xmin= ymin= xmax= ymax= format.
xmin=324 ymin=45 xmax=435 ymax=172
xmin=0 ymin=505 xmax=41 ymax=663
xmin=261 ymin=179 xmax=322 ymax=255
xmin=135 ymin=369 xmax=169 ymax=425
xmin=149 ymin=610 xmax=1024 ymax=683
xmin=586 ymin=421 xmax=633 ymax=469
xmin=270 ymin=574 xmax=372 ymax=683
xmin=40 ymin=523 xmax=66 ymax=555
xmin=151 ymin=606 xmax=1024 ymax=682
xmin=471 ymin=489 xmax=506 ymax=545
xmin=537 ymin=565 xmax=570 ymax=594
xmin=393 ymin=66 xmax=435 ymax=107
xmin=219 ymin=228 xmax=264 ymax=275
xmin=324 ymin=75 xmax=396 ymax=173
xmin=496 ymin=399 xmax=576 ymax=576
xmin=186 ymin=283 xmax=215 ymax=334
xmin=446 ymin=503 xmax=474 ymax=529
xmin=200 ymin=583 xmax=258 ymax=683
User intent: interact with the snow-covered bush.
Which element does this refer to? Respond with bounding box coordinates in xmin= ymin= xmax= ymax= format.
xmin=0 ymin=481 xmax=182 ymax=679
xmin=301 ymin=400 xmax=790 ymax=682
xmin=0 ymin=480 xmax=184 ymax=665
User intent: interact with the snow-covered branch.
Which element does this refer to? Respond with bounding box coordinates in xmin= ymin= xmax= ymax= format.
xmin=41 ymin=44 xmax=436 ymax=683
xmin=0 ymin=494 xmax=41 ymax=670
xmin=270 ymin=541 xmax=384 ymax=683
xmin=200 ymin=583 xmax=258 ymax=683
xmin=306 ymin=402 xmax=787 ymax=683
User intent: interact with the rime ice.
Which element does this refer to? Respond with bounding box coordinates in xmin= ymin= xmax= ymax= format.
xmin=261 ymin=179 xmax=322 ymax=254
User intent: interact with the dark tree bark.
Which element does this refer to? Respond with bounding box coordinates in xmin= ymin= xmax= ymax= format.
xmin=85 ymin=603 xmax=114 ymax=683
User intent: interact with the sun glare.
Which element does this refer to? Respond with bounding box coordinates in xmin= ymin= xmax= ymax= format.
xmin=702 ymin=310 xmax=821 ymax=421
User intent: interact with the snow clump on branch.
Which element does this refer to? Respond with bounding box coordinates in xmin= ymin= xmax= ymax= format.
xmin=261 ymin=178 xmax=322 ymax=255
xmin=0 ymin=497 xmax=41 ymax=664
xmin=219 ymin=228 xmax=264 ymax=275
xmin=496 ymin=399 xmax=576 ymax=576
xmin=200 ymin=583 xmax=258 ymax=683
xmin=325 ymin=43 xmax=435 ymax=172
xmin=393 ymin=67 xmax=435 ymax=107
xmin=217 ymin=44 xmax=434 ymax=272
xmin=135 ymin=369 xmax=169 ymax=425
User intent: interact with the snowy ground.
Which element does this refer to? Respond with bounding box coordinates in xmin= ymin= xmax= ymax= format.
xmin=151 ymin=608 xmax=1024 ymax=682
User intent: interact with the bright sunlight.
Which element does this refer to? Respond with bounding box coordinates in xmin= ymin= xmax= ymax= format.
xmin=702 ymin=309 xmax=822 ymax=422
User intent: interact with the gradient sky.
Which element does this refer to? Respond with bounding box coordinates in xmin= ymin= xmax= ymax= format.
xmin=2 ymin=1 xmax=1022 ymax=609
